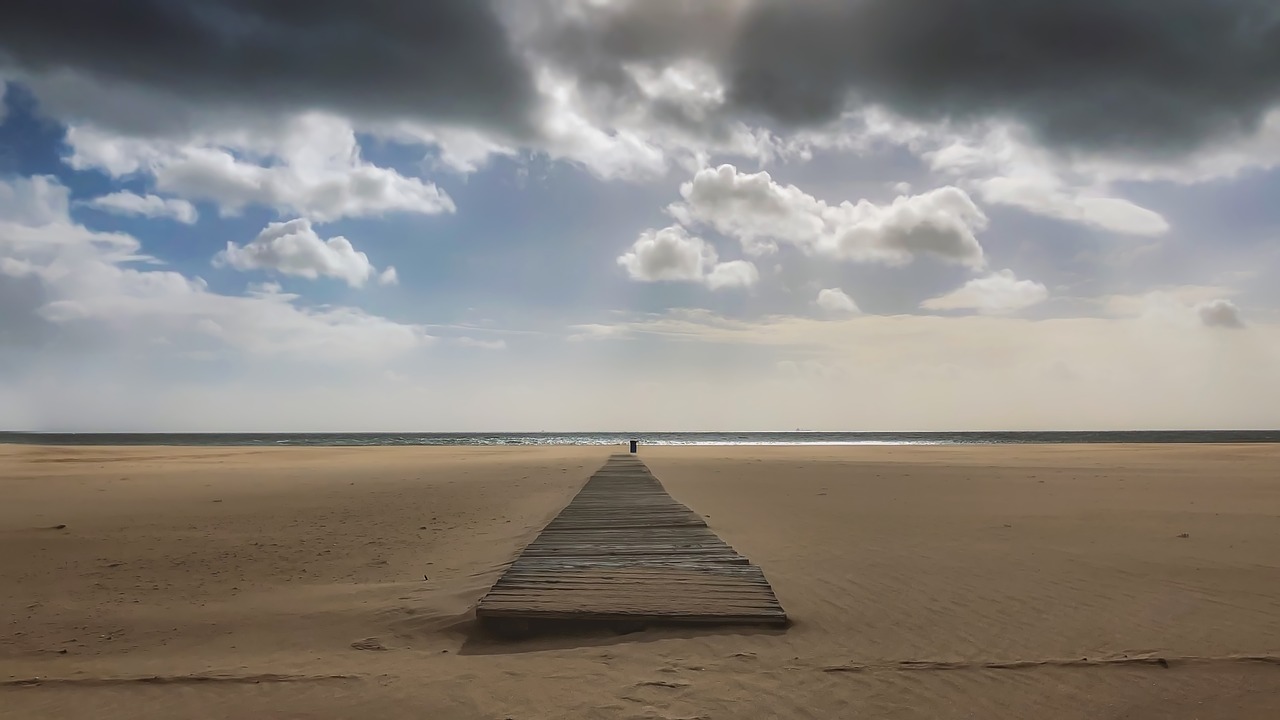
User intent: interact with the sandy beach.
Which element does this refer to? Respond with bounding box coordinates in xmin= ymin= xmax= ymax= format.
xmin=2 ymin=443 xmax=1279 ymax=719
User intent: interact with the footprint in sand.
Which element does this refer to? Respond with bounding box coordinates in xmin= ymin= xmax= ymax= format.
xmin=349 ymin=637 xmax=388 ymax=651
xmin=635 ymin=680 xmax=691 ymax=689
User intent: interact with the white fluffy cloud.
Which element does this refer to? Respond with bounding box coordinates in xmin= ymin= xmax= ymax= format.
xmin=384 ymin=123 xmax=519 ymax=174
xmin=1 ymin=176 xmax=429 ymax=362
xmin=1098 ymin=287 xmax=1256 ymax=332
xmin=0 ymin=173 xmax=84 ymax=227
xmin=705 ymin=260 xmax=759 ymax=290
xmin=532 ymin=69 xmax=669 ymax=180
xmin=816 ymin=288 xmax=860 ymax=314
xmin=455 ymin=337 xmax=508 ymax=350
xmin=567 ymin=323 xmax=630 ymax=342
xmin=1197 ymin=299 xmax=1245 ymax=329
xmin=671 ymin=165 xmax=988 ymax=268
xmin=216 ymin=218 xmax=390 ymax=288
xmin=976 ymin=176 xmax=1170 ymax=237
xmin=66 ymin=114 xmax=454 ymax=222
xmin=86 ymin=191 xmax=198 ymax=224
xmin=881 ymin=106 xmax=1280 ymax=213
xmin=1101 ymin=286 xmax=1235 ymax=319
xmin=921 ymin=270 xmax=1049 ymax=314
xmin=384 ymin=58 xmax=797 ymax=182
xmin=618 ymin=225 xmax=715 ymax=282
xmin=521 ymin=64 xmax=783 ymax=180
xmin=617 ymin=225 xmax=758 ymax=290
xmin=806 ymin=111 xmax=1174 ymax=237
xmin=918 ymin=123 xmax=1171 ymax=236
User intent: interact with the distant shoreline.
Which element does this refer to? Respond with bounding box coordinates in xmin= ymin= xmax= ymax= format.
xmin=3 ymin=430 xmax=1279 ymax=447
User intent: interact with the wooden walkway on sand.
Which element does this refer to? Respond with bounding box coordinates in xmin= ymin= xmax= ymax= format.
xmin=476 ymin=454 xmax=787 ymax=632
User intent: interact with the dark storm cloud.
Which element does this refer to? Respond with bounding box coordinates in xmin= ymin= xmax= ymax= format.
xmin=542 ymin=0 xmax=1280 ymax=155
xmin=0 ymin=0 xmax=537 ymax=134
xmin=727 ymin=0 xmax=1280 ymax=153
xmin=6 ymin=0 xmax=1280 ymax=156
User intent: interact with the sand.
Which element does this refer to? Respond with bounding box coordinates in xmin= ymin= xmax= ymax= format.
xmin=2 ymin=443 xmax=1279 ymax=719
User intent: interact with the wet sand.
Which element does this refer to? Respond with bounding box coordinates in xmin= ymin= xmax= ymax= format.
xmin=2 ymin=443 xmax=1279 ymax=719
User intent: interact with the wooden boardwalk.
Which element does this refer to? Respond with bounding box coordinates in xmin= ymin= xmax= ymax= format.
xmin=476 ymin=454 xmax=787 ymax=631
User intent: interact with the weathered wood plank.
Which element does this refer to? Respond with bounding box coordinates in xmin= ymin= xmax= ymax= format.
xmin=475 ymin=454 xmax=787 ymax=632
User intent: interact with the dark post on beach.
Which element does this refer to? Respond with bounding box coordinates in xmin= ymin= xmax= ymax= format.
xmin=629 ymin=439 xmax=638 ymax=453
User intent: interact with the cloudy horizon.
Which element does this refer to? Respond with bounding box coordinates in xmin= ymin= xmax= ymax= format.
xmin=2 ymin=0 xmax=1279 ymax=432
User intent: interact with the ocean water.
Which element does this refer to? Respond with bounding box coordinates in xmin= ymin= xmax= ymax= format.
xmin=1 ymin=430 xmax=1278 ymax=447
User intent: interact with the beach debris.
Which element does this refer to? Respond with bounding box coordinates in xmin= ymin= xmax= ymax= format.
xmin=45 ymin=524 xmax=68 ymax=530
xmin=1177 ymin=532 xmax=1190 ymax=538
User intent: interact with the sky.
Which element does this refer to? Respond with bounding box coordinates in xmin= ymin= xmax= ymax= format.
xmin=2 ymin=0 xmax=1280 ymax=432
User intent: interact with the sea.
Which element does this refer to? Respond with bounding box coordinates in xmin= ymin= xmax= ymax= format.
xmin=1 ymin=431 xmax=1278 ymax=447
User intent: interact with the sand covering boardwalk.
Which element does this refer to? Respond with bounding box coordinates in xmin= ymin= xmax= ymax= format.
xmin=476 ymin=454 xmax=787 ymax=630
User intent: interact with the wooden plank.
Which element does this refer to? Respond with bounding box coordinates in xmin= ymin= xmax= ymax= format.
xmin=475 ymin=454 xmax=788 ymax=632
